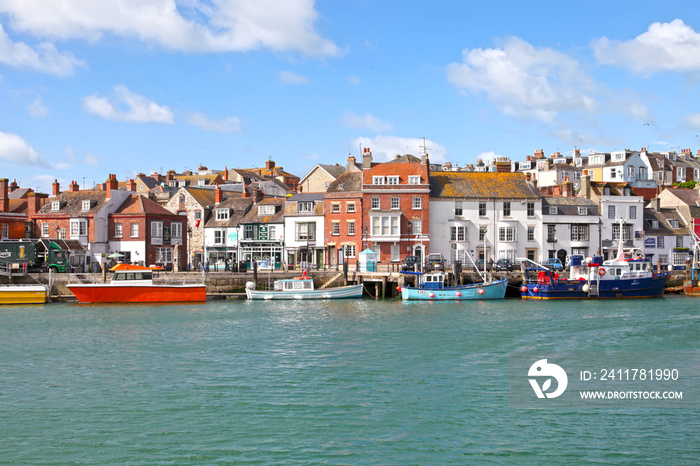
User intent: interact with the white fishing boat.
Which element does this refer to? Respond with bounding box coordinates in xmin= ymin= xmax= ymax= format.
xmin=245 ymin=272 xmax=363 ymax=300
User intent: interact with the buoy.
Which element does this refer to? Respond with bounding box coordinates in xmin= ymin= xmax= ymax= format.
xmin=478 ymin=289 xmax=484 ymax=295
xmin=533 ymin=287 xmax=539 ymax=293
xmin=582 ymin=284 xmax=590 ymax=292
xmin=456 ymin=292 xmax=461 ymax=297
xmin=598 ymin=267 xmax=606 ymax=276
xmin=429 ymin=292 xmax=435 ymax=298
xmin=521 ymin=285 xmax=527 ymax=293
xmin=397 ymin=286 xmax=402 ymax=292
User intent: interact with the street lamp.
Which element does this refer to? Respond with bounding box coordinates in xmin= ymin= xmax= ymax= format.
xmin=597 ymin=218 xmax=602 ymax=256
xmin=187 ymin=227 xmax=192 ymax=271
xmin=362 ymin=226 xmax=370 ymax=251
xmin=406 ymin=220 xmax=412 ymax=256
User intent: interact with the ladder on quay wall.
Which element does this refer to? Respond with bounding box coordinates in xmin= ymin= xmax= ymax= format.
xmin=319 ymin=272 xmax=344 ymax=289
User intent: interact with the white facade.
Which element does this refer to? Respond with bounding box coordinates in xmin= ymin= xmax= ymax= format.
xmin=541 ymin=200 xmax=601 ymax=263
xmin=430 ymin=197 xmax=543 ymax=266
xmin=598 ymin=193 xmax=645 ymax=260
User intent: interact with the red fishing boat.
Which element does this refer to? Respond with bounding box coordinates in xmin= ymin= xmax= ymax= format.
xmin=67 ymin=264 xmax=206 ymax=303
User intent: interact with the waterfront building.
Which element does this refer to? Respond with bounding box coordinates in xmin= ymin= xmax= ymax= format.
xmin=299 ymin=162 xmax=353 ymax=193
xmin=361 ymin=149 xmax=431 ymax=265
xmin=429 ymin=171 xmax=541 ymax=266
xmin=541 ymin=188 xmax=600 ymax=263
xmin=0 ymin=178 xmax=47 ymax=240
xmin=238 ymin=197 xmax=286 ymax=269
xmin=283 ymin=193 xmax=325 ymax=269
xmin=227 ymin=159 xmax=300 ymax=192
xmin=657 ymin=186 xmax=700 ymax=237
xmin=203 ymin=188 xmax=253 ymax=270
xmin=643 ymin=204 xmax=693 ymax=269
xmin=324 ymin=170 xmax=364 ymax=267
xmin=578 ymin=174 xmax=645 ymax=260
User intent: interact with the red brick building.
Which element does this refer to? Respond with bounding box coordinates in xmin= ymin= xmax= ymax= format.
xmin=31 ymin=174 xmax=186 ymax=271
xmin=324 ymin=168 xmax=364 ymax=265
xmin=0 ymin=178 xmax=48 ymax=240
xmin=360 ymin=149 xmax=431 ymax=265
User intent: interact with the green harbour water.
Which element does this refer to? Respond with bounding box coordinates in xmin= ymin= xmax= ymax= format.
xmin=0 ymin=297 xmax=698 ymax=464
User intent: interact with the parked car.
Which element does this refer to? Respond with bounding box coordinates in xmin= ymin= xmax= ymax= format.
xmin=493 ymin=258 xmax=514 ymax=272
xmin=402 ymin=255 xmax=419 ymax=271
xmin=546 ymin=258 xmax=564 ymax=271
xmin=425 ymin=253 xmax=445 ymax=271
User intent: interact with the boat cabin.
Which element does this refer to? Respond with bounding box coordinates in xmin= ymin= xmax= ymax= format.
xmin=418 ymin=272 xmax=446 ymax=290
xmin=274 ymin=278 xmax=315 ymax=291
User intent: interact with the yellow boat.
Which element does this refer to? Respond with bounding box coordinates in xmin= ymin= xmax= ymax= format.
xmin=0 ymin=284 xmax=47 ymax=304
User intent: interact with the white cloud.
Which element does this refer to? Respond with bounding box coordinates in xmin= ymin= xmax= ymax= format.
xmin=0 ymin=24 xmax=83 ymax=76
xmin=348 ymin=74 xmax=360 ymax=85
xmin=593 ymin=19 xmax=700 ymax=75
xmin=63 ymin=144 xmax=100 ymax=166
xmin=280 ymin=70 xmax=309 ymax=84
xmin=0 ymin=0 xmax=339 ymax=56
xmin=351 ymin=136 xmax=447 ymax=163
xmin=447 ymin=37 xmax=598 ymax=122
xmin=0 ymin=131 xmax=52 ymax=167
xmin=341 ymin=112 xmax=393 ymax=132
xmin=185 ymin=112 xmax=241 ymax=133
xmin=83 ymin=85 xmax=175 ymax=124
xmin=27 ymin=95 xmax=49 ymax=117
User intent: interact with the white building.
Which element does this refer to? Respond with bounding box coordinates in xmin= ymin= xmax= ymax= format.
xmin=541 ymin=196 xmax=601 ymax=263
xmin=429 ymin=172 xmax=542 ymax=266
xmin=283 ymin=193 xmax=326 ymax=268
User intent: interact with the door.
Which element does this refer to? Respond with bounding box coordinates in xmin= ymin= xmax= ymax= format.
xmin=557 ymin=249 xmax=567 ymax=264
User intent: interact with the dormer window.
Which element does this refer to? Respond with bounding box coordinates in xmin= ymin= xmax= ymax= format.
xmin=578 ymin=207 xmax=587 ymax=215
xmin=372 ymin=176 xmax=385 ymax=185
xmin=604 ymin=186 xmax=611 ymax=195
xmin=387 ymin=176 xmax=399 ymax=185
xmin=52 ymin=201 xmax=61 ymax=211
xmin=668 ymin=219 xmax=679 ymax=229
xmin=258 ymin=205 xmax=275 ymax=215
xmin=82 ymin=200 xmax=92 ymax=211
xmin=198 ymin=179 xmax=206 ymax=186
xmin=216 ymin=209 xmax=230 ymax=221
xmin=298 ymin=201 xmax=313 ymax=213
xmin=651 ymin=220 xmax=659 ymax=229
xmin=408 ymin=176 xmax=421 ymax=185
xmin=549 ymin=207 xmax=557 ymax=215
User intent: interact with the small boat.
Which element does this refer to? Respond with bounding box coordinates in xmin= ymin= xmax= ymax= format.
xmin=0 ymin=284 xmax=48 ymax=304
xmin=399 ymin=271 xmax=508 ymax=300
xmin=521 ymin=254 xmax=669 ymax=300
xmin=67 ymin=264 xmax=206 ymax=303
xmin=245 ymin=272 xmax=363 ymax=300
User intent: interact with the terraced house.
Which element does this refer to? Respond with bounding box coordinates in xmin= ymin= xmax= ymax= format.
xmin=429 ymin=172 xmax=542 ymax=265
xmin=361 ymin=149 xmax=431 ymax=265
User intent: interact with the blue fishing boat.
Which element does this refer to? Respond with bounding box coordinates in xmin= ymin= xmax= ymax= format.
xmin=400 ymin=271 xmax=508 ymax=300
xmin=521 ymin=254 xmax=669 ymax=300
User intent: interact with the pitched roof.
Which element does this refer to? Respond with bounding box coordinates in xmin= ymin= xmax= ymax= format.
xmin=114 ymin=194 xmax=178 ymax=216
xmin=240 ymin=197 xmax=286 ymax=224
xmin=430 ymin=172 xmax=540 ymax=199
xmin=326 ymin=172 xmax=362 ymax=193
xmin=664 ymin=188 xmax=700 ymax=207
xmin=543 ymin=197 xmax=599 ymax=215
xmin=204 ymin=198 xmax=254 ymax=228
xmin=35 ymin=191 xmax=109 ymax=217
xmin=8 ymin=188 xmax=32 ymax=199
xmin=644 ymin=208 xmax=691 ymax=236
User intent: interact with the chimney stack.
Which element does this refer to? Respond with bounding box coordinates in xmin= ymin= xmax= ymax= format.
xmin=0 ymin=178 xmax=8 ymax=212
xmin=562 ymin=178 xmax=573 ymax=197
xmin=242 ymin=186 xmax=250 ymax=198
xmin=126 ymin=179 xmax=137 ymax=191
xmin=27 ymin=192 xmax=47 ymax=220
xmin=9 ymin=179 xmax=18 ymax=193
xmin=215 ymin=184 xmax=222 ymax=204
xmin=362 ymin=148 xmax=373 ymax=169
xmin=69 ymin=180 xmax=79 ymax=192
xmin=106 ymin=174 xmax=118 ymax=199
xmin=347 ymin=156 xmax=357 ymax=172
xmin=526 ymin=172 xmax=532 ymax=182
xmin=166 ymin=170 xmax=175 ymax=184
xmin=254 ymin=188 xmax=264 ymax=203
xmin=265 ymin=159 xmax=275 ymax=170
xmin=580 ymin=173 xmax=591 ymax=199
xmin=52 ymin=179 xmax=60 ymax=196
xmin=222 ymin=166 xmax=228 ymax=181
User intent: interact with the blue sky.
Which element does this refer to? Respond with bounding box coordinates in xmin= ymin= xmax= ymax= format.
xmin=1 ymin=0 xmax=699 ymax=193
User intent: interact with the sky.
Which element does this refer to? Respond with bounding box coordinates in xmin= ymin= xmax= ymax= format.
xmin=1 ymin=0 xmax=700 ymax=193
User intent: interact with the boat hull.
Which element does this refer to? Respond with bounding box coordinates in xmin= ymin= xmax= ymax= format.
xmin=246 ymin=284 xmax=363 ymax=300
xmin=401 ymin=279 xmax=508 ymax=300
xmin=67 ymin=283 xmax=207 ymax=303
xmin=522 ymin=274 xmax=669 ymax=300
xmin=0 ymin=285 xmax=47 ymax=304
